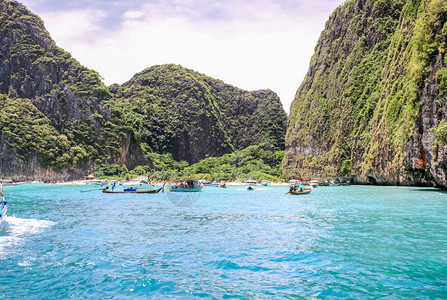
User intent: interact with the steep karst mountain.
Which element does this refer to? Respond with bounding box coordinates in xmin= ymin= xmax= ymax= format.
xmin=284 ymin=0 xmax=447 ymax=188
xmin=0 ymin=0 xmax=149 ymax=180
xmin=0 ymin=0 xmax=287 ymax=179
xmin=111 ymin=64 xmax=287 ymax=163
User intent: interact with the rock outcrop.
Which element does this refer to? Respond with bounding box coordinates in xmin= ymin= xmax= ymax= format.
xmin=112 ymin=64 xmax=287 ymax=163
xmin=0 ymin=0 xmax=148 ymax=178
xmin=285 ymin=0 xmax=447 ymax=188
xmin=0 ymin=0 xmax=287 ymax=178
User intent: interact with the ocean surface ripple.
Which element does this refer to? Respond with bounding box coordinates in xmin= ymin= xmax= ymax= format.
xmin=1 ymin=184 xmax=446 ymax=299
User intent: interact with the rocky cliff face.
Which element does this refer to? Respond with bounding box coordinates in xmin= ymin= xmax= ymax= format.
xmin=0 ymin=135 xmax=84 ymax=181
xmin=112 ymin=64 xmax=287 ymax=163
xmin=0 ymin=0 xmax=148 ymax=178
xmin=285 ymin=0 xmax=447 ymax=188
xmin=0 ymin=0 xmax=287 ymax=178
xmin=0 ymin=0 xmax=108 ymax=130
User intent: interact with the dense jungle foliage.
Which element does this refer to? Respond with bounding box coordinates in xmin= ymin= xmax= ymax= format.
xmin=111 ymin=64 xmax=287 ymax=163
xmin=94 ymin=144 xmax=287 ymax=182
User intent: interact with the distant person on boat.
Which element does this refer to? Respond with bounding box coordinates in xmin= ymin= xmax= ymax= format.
xmin=289 ymin=185 xmax=295 ymax=193
xmin=112 ymin=183 xmax=116 ymax=191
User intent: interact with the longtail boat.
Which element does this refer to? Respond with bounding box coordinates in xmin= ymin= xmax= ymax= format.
xmin=288 ymin=184 xmax=313 ymax=195
xmin=167 ymin=180 xmax=203 ymax=192
xmin=289 ymin=188 xmax=313 ymax=195
xmin=102 ymin=183 xmax=165 ymax=194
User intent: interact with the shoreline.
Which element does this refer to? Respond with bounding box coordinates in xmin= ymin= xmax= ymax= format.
xmin=27 ymin=180 xmax=292 ymax=186
xmin=4 ymin=180 xmax=443 ymax=190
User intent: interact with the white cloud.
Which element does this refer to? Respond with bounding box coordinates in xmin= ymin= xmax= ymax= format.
xmin=123 ymin=10 xmax=145 ymax=20
xmin=38 ymin=9 xmax=106 ymax=45
xmin=19 ymin=0 xmax=344 ymax=112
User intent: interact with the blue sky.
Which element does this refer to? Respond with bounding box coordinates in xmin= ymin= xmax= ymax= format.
xmin=19 ymin=0 xmax=345 ymax=112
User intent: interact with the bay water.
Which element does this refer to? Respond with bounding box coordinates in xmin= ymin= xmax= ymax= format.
xmin=0 ymin=184 xmax=446 ymax=298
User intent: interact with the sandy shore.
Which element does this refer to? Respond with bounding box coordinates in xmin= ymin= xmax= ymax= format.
xmin=226 ymin=182 xmax=289 ymax=186
xmin=54 ymin=180 xmax=291 ymax=186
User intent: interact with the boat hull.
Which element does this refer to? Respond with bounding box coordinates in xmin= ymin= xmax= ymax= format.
xmin=289 ymin=186 xmax=313 ymax=195
xmin=289 ymin=190 xmax=312 ymax=195
xmin=0 ymin=201 xmax=7 ymax=222
xmin=0 ymin=181 xmax=22 ymax=187
xmin=168 ymin=187 xmax=203 ymax=192
xmin=122 ymin=184 xmax=153 ymax=189
xmin=102 ymin=186 xmax=164 ymax=194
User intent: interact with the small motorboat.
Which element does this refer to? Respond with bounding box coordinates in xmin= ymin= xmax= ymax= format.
xmin=0 ymin=200 xmax=6 ymax=222
xmin=0 ymin=180 xmax=21 ymax=187
xmin=167 ymin=180 xmax=203 ymax=192
xmin=261 ymin=180 xmax=270 ymax=186
xmin=90 ymin=179 xmax=109 ymax=186
xmin=288 ymin=179 xmax=300 ymax=187
xmin=199 ymin=180 xmax=219 ymax=187
xmin=245 ymin=179 xmax=257 ymax=190
xmin=0 ymin=184 xmax=7 ymax=223
xmin=122 ymin=176 xmax=153 ymax=189
xmin=311 ymin=180 xmax=320 ymax=187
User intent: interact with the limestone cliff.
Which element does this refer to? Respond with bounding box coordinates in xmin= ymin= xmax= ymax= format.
xmin=111 ymin=64 xmax=287 ymax=163
xmin=284 ymin=0 xmax=447 ymax=188
xmin=0 ymin=0 xmax=147 ymax=179
xmin=0 ymin=0 xmax=287 ymax=178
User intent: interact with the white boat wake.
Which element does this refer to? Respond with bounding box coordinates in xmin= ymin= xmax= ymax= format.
xmin=0 ymin=216 xmax=56 ymax=256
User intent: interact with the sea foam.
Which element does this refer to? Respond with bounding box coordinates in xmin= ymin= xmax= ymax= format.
xmin=0 ymin=216 xmax=56 ymax=256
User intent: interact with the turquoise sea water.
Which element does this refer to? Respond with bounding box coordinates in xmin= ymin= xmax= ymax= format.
xmin=0 ymin=184 xmax=446 ymax=299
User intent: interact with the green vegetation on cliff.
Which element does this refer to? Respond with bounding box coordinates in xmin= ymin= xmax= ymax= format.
xmin=0 ymin=0 xmax=287 ymax=179
xmin=111 ymin=64 xmax=287 ymax=163
xmin=95 ymin=143 xmax=286 ymax=182
xmin=0 ymin=0 xmax=136 ymax=172
xmin=0 ymin=95 xmax=72 ymax=167
xmin=182 ymin=143 xmax=285 ymax=182
xmin=285 ymin=0 xmax=447 ymax=186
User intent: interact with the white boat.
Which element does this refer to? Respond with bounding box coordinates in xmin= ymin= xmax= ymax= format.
xmin=168 ymin=180 xmax=203 ymax=192
xmin=198 ymin=180 xmax=219 ymax=187
xmin=289 ymin=179 xmax=300 ymax=187
xmin=246 ymin=179 xmax=257 ymax=190
xmin=311 ymin=180 xmax=320 ymax=187
xmin=122 ymin=176 xmax=153 ymax=189
xmin=90 ymin=179 xmax=109 ymax=186
xmin=0 ymin=180 xmax=19 ymax=187
xmin=0 ymin=184 xmax=7 ymax=223
xmin=261 ymin=180 xmax=270 ymax=186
